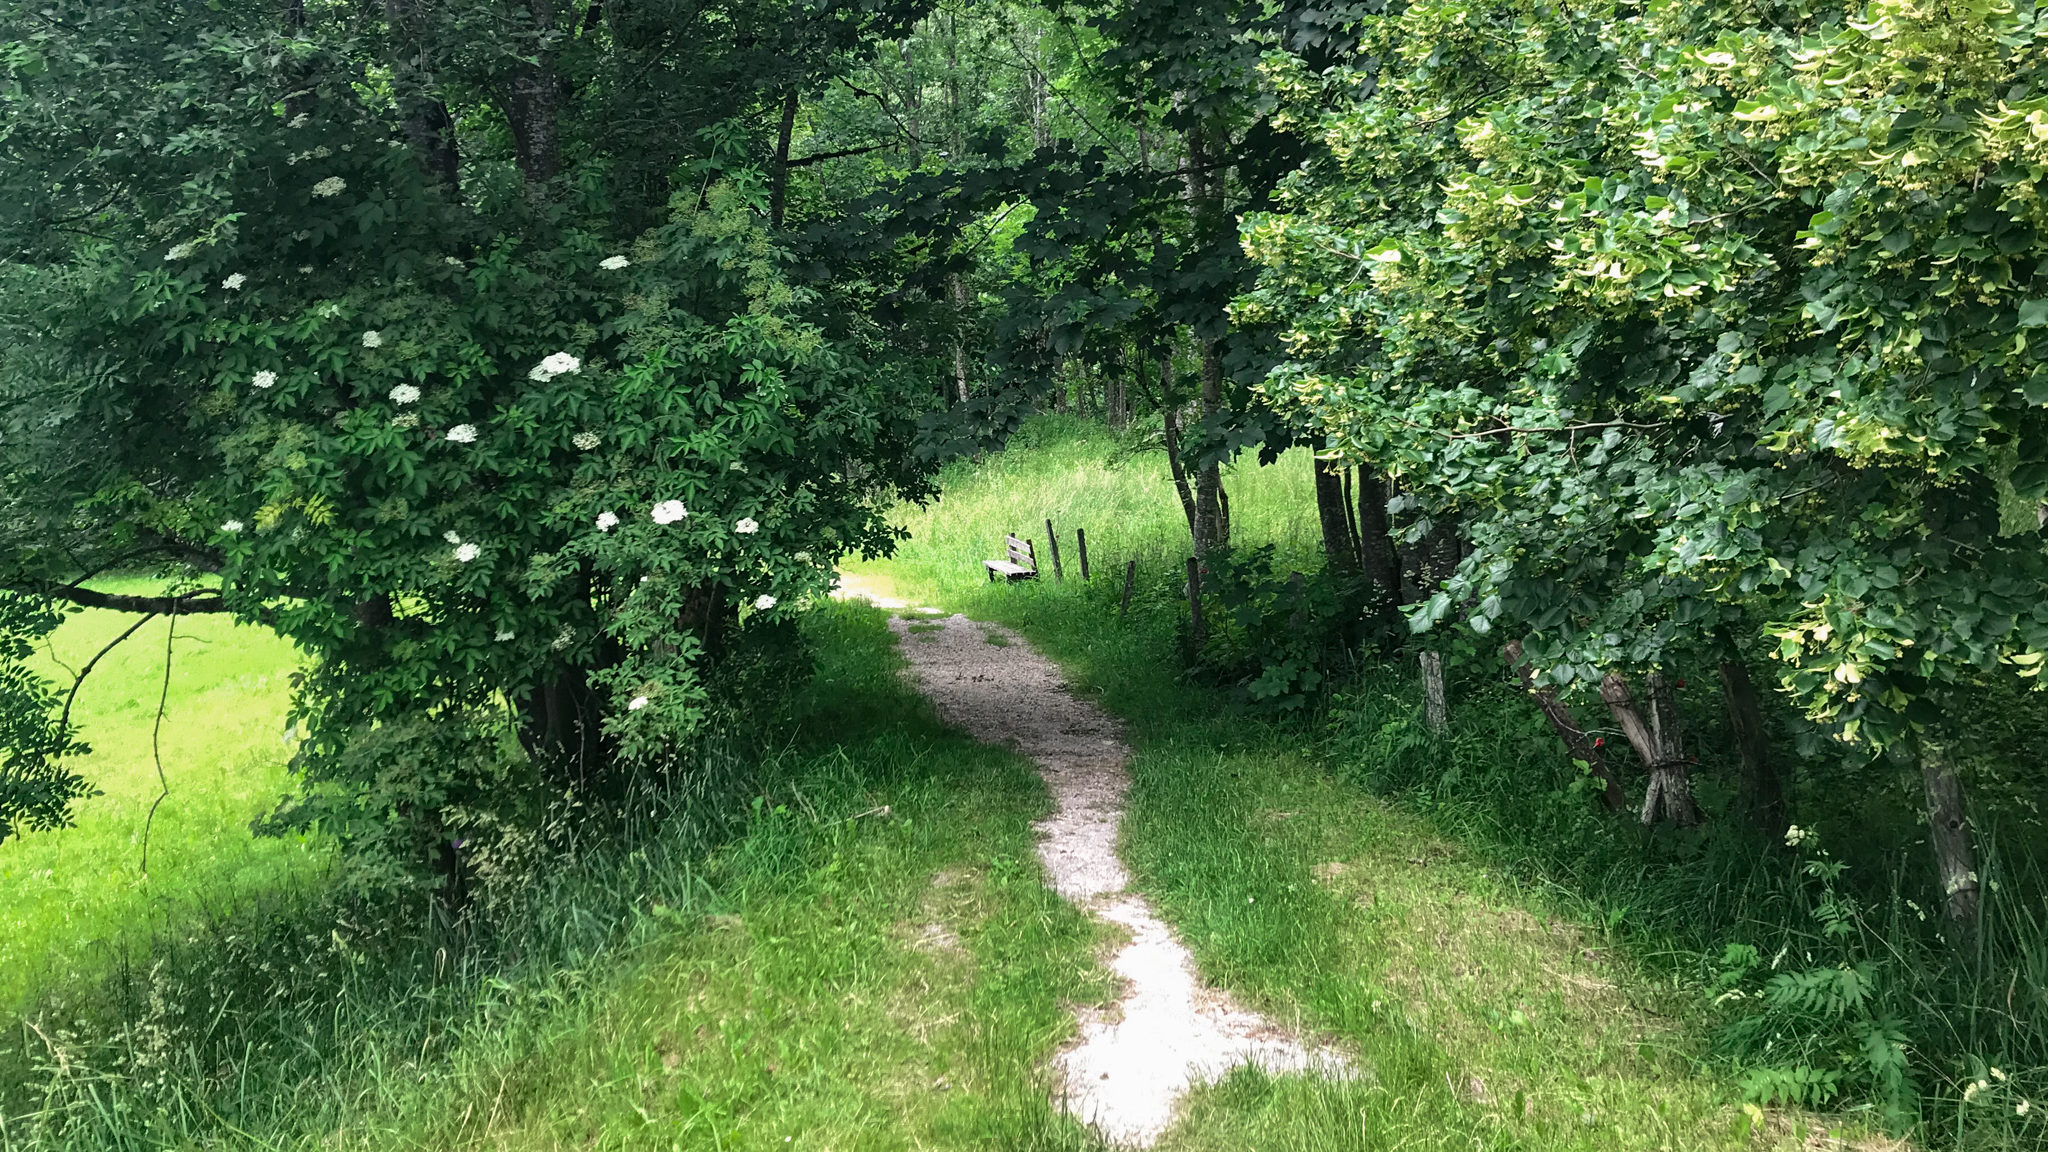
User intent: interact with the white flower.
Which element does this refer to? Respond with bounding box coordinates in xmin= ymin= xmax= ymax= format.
xmin=753 ymin=594 xmax=777 ymax=611
xmin=220 ymin=519 xmax=245 ymax=534
xmin=221 ymin=273 xmax=247 ymax=290
xmin=627 ymin=695 xmax=649 ymax=711
xmin=391 ymin=411 xmax=420 ymax=429
xmin=454 ymin=542 xmax=480 ymax=563
xmin=360 ymin=329 xmax=384 ymax=348
xmin=446 ymin=423 xmax=478 ymax=444
xmin=443 ymin=530 xmax=463 ymax=544
xmin=2018 ymin=1099 xmax=2031 ymax=1116
xmin=252 ymin=370 xmax=277 ymax=389
xmin=165 ymin=242 xmax=196 ymax=261
xmin=1783 ymin=824 xmax=1807 ymax=847
xmin=528 ymin=352 xmax=583 ymax=382
xmin=443 ymin=256 xmax=463 ymax=266
xmin=793 ymin=551 xmax=811 ymax=562
xmin=288 ymin=113 xmax=310 ymax=129
xmin=650 ymin=500 xmax=688 ymax=524
xmin=495 ymin=629 xmax=516 ymax=642
xmin=389 ymin=384 xmax=421 ymax=405
xmin=312 ymin=176 xmax=347 ymax=198
xmin=298 ymin=265 xmax=314 ymax=274
xmin=572 ymin=431 xmax=601 ymax=451
xmin=595 ymin=511 xmax=619 ymax=532
xmin=599 ymin=255 xmax=630 ymax=270
xmin=551 ymin=627 xmax=574 ymax=651
xmin=734 ymin=517 xmax=759 ymax=535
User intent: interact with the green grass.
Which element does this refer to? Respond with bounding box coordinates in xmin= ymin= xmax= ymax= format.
xmin=4 ymin=602 xmax=1113 ymax=1150
xmin=1 ymin=578 xmax=319 ymax=1008
xmin=852 ymin=414 xmax=1889 ymax=1149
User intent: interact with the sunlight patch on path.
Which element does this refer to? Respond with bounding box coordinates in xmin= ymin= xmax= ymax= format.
xmin=836 ymin=577 xmax=1344 ymax=1147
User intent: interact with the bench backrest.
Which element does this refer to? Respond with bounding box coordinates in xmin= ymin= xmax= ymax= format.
xmin=1006 ymin=534 xmax=1036 ymax=569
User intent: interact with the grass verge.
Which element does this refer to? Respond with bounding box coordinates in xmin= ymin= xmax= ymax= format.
xmin=4 ymin=601 xmax=1110 ymax=1150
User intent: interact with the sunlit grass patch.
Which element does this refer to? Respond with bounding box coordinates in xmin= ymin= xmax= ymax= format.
xmin=1 ymin=578 xmax=318 ymax=1008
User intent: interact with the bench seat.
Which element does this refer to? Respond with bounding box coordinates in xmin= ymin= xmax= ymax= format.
xmin=983 ymin=559 xmax=1035 ymax=580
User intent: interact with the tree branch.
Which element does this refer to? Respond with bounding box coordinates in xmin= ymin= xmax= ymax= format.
xmin=29 ymin=585 xmax=229 ymax=615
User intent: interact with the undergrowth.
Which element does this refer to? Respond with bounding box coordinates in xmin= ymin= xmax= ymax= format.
xmin=854 ymin=411 xmax=2048 ymax=1148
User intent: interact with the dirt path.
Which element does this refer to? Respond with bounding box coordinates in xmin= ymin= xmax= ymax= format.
xmin=839 ymin=577 xmax=1341 ymax=1146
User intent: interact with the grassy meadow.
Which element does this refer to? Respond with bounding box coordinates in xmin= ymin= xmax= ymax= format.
xmin=1 ymin=580 xmax=319 ymax=1008
xmin=4 ymin=413 xmax=2023 ymax=1149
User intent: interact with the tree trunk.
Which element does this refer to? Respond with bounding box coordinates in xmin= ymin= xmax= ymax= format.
xmin=1158 ymin=353 xmax=1200 ymax=547
xmin=1356 ymin=468 xmax=1399 ymax=614
xmin=951 ymin=273 xmax=971 ymax=403
xmin=770 ymin=89 xmax=798 ymax=227
xmin=1192 ymin=343 xmax=1226 ymax=554
xmin=504 ymin=0 xmax=562 ymax=200
xmin=1719 ymin=655 xmax=1786 ymax=841
xmin=1506 ymin=640 xmax=1625 ymax=811
xmin=1314 ymin=455 xmax=1358 ymax=572
xmin=1919 ymin=741 xmax=1980 ymax=926
xmin=1419 ymin=650 xmax=1448 ymax=732
xmin=516 ymin=664 xmax=613 ymax=793
xmin=1600 ymin=671 xmax=1701 ymax=826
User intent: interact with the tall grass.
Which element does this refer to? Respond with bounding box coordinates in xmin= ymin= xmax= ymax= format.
xmin=2 ymin=580 xmax=319 ymax=1008
xmin=860 ymin=413 xmax=2047 ymax=1148
xmin=2 ymin=603 xmax=1108 ymax=1150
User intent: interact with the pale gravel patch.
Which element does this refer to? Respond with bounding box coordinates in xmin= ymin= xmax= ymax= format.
xmin=836 ymin=576 xmax=1343 ymax=1147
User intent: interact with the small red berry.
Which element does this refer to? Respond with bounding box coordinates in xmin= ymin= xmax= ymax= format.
xmin=1676 ymin=678 xmax=1687 ymax=688
xmin=1593 ymin=737 xmax=1605 ymax=748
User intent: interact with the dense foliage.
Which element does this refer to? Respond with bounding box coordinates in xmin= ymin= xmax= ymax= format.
xmin=0 ymin=0 xmax=936 ymax=879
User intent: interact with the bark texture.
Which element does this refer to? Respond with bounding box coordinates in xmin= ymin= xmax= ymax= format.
xmin=1419 ymin=650 xmax=1448 ymax=733
xmin=1314 ymin=455 xmax=1358 ymax=572
xmin=1600 ymin=671 xmax=1701 ymax=826
xmin=1919 ymin=742 xmax=1981 ymax=926
xmin=1719 ymin=656 xmax=1787 ymax=840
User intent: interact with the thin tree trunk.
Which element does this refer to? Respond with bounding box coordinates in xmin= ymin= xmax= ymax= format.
xmin=1506 ymin=640 xmax=1625 ymax=811
xmin=951 ymin=273 xmax=970 ymax=403
xmin=1601 ymin=672 xmax=1701 ymax=826
xmin=1160 ymin=397 xmax=1199 ymax=546
xmin=1719 ymin=655 xmax=1786 ymax=840
xmin=1314 ymin=455 xmax=1357 ymax=571
xmin=1192 ymin=343 xmax=1225 ymax=554
xmin=770 ymin=90 xmax=798 ymax=227
xmin=1420 ymin=650 xmax=1448 ymax=732
xmin=1919 ymin=741 xmax=1981 ymax=926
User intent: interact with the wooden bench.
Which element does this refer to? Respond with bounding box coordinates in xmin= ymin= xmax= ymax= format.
xmin=983 ymin=534 xmax=1039 ymax=582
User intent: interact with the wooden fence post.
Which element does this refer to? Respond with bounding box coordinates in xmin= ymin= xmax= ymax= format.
xmin=1420 ymin=650 xmax=1448 ymax=732
xmin=1185 ymin=556 xmax=1205 ymax=659
xmin=1076 ymin=528 xmax=1091 ymax=580
xmin=1045 ymin=519 xmax=1064 ymax=581
xmin=1120 ymin=560 xmax=1136 ymax=619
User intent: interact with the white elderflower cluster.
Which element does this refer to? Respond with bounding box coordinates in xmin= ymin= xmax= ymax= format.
xmin=252 ymin=370 xmax=277 ymax=389
xmin=528 ymin=352 xmax=582 ymax=382
xmin=595 ymin=510 xmax=619 ymax=532
xmin=220 ymin=519 xmax=245 ymax=534
xmin=389 ymin=384 xmax=421 ymax=405
xmin=792 ymin=551 xmax=811 ymax=562
xmin=221 ymin=273 xmax=247 ymax=290
xmin=599 ymin=255 xmax=631 ymax=270
xmin=312 ymin=176 xmax=347 ymax=198
xmin=391 ymin=412 xmax=420 ymax=429
xmin=446 ymin=424 xmax=478 ymax=444
xmin=454 ymin=542 xmax=480 ymax=563
xmin=551 ymin=627 xmax=575 ymax=652
xmin=753 ymin=594 xmax=777 ymax=611
xmin=734 ymin=517 xmax=759 ymax=534
xmin=443 ymin=256 xmax=464 ymax=266
xmin=650 ymin=500 xmax=688 ymax=524
xmin=628 ymin=695 xmax=649 ymax=711
xmin=1783 ymin=824 xmax=1809 ymax=848
xmin=165 ymin=242 xmax=197 ymax=261
xmin=443 ymin=530 xmax=463 ymax=545
xmin=572 ymin=431 xmax=601 ymax=451
xmin=495 ymin=629 xmax=516 ymax=642
xmin=360 ymin=330 xmax=384 ymax=348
